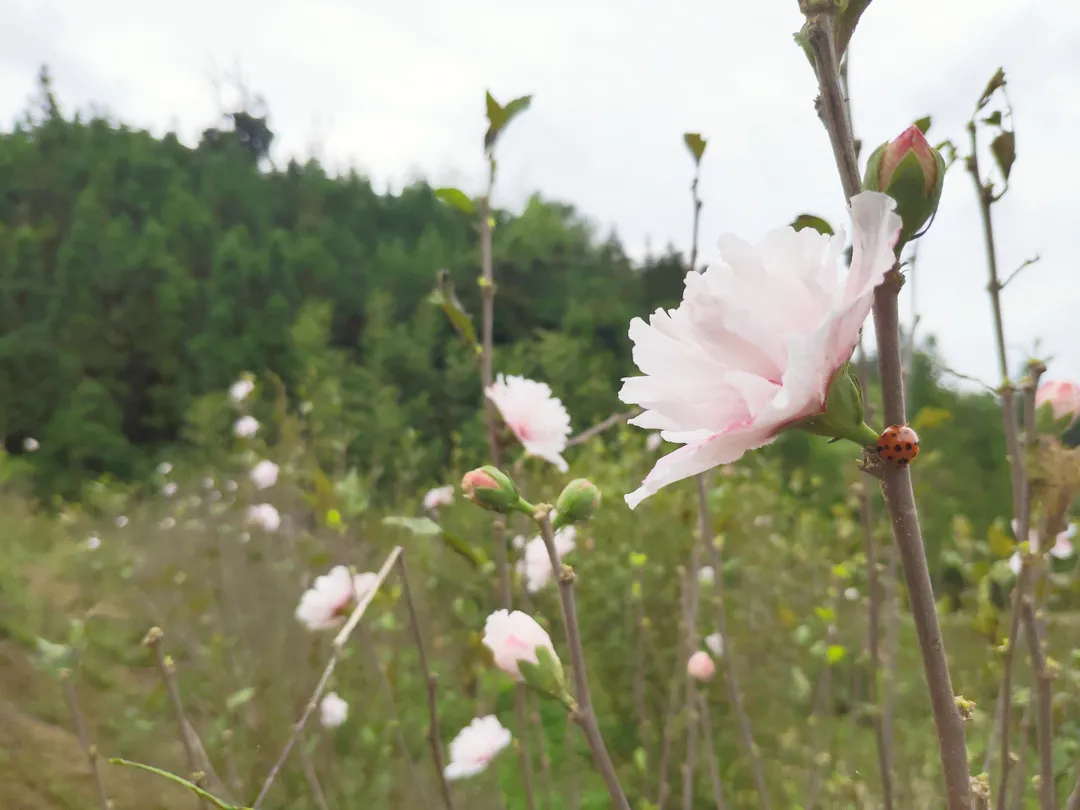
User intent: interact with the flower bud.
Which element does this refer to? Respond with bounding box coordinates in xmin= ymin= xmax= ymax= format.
xmin=862 ymin=125 xmax=946 ymax=248
xmin=1034 ymin=379 xmax=1080 ymax=434
xmin=793 ymin=363 xmax=879 ymax=448
xmin=552 ymin=479 xmax=601 ymax=529
xmin=687 ymin=651 xmax=716 ymax=681
xmin=462 ymin=466 xmax=522 ymax=514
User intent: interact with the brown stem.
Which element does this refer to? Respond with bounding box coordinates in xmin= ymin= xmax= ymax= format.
xmin=59 ymin=669 xmax=111 ymax=810
xmin=1022 ymin=596 xmax=1057 ymax=810
xmin=536 ymin=509 xmax=631 ymax=810
xmin=1064 ymin=767 xmax=1080 ymax=810
xmin=803 ymin=11 xmax=971 ymax=808
xmin=1009 ymin=696 xmax=1035 ymax=810
xmin=398 ymin=554 xmax=456 ymax=810
xmin=142 ymin=627 xmax=228 ymax=808
xmin=252 ymin=546 xmax=402 ymax=808
xmin=698 ymin=694 xmax=728 ymax=810
xmin=704 ymin=527 xmax=772 ymax=809
xmin=300 ymin=747 xmax=331 ymax=810
xmin=655 ymin=648 xmax=684 ymax=809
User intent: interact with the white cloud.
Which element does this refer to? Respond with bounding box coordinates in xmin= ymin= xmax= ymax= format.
xmin=3 ymin=0 xmax=1078 ymax=386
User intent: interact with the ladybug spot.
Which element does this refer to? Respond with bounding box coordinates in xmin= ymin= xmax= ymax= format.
xmin=894 ymin=444 xmax=902 ymax=451
xmin=905 ymin=443 xmax=912 ymax=450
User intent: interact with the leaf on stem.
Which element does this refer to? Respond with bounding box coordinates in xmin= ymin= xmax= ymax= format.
xmin=381 ymin=516 xmax=489 ymax=570
xmin=109 ymin=759 xmax=245 ymax=809
xmin=429 ymin=270 xmax=480 ymax=353
xmin=791 ymin=214 xmax=834 ymax=236
xmin=434 ymin=187 xmax=475 ymax=215
xmin=990 ymin=130 xmax=1016 ymax=181
xmin=484 ymin=91 xmax=532 ymax=152
xmin=683 ymin=133 xmax=707 ymax=164
xmin=976 ymin=67 xmax=1006 ymax=111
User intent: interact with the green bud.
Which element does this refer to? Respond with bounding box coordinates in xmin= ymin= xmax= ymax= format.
xmin=793 ymin=364 xmax=879 ymax=448
xmin=552 ymin=479 xmax=601 ymax=529
xmin=862 ymin=124 xmax=946 ymax=250
xmin=518 ymin=645 xmax=575 ymax=710
xmin=461 ymin=466 xmax=522 ymax=514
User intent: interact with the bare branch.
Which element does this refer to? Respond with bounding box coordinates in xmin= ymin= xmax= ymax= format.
xmin=59 ymin=669 xmax=112 ymax=810
xmin=567 ymin=409 xmax=641 ymax=448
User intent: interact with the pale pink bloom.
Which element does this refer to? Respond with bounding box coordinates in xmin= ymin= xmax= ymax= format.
xmin=704 ymin=633 xmax=724 ymax=657
xmin=22 ymin=437 xmax=39 ymax=452
xmin=246 ymin=503 xmax=281 ymax=532
xmin=295 ymin=565 xmax=379 ymax=631
xmin=483 ymin=609 xmax=558 ymax=680
xmin=512 ymin=534 xmax=527 ymax=550
xmin=230 ymin=377 xmax=254 ymax=402
xmin=516 ymin=527 xmax=577 ymax=593
xmin=157 ymin=462 xmax=173 ymax=476
xmin=443 ymin=715 xmax=512 ymax=780
xmin=1035 ymin=380 xmax=1080 ymax=427
xmin=250 ymin=460 xmax=279 ymax=490
xmin=619 ymin=192 xmax=901 ymax=508
xmin=844 ymin=587 xmax=860 ymax=602
xmin=485 ymin=374 xmax=571 ymax=472
xmin=697 ymin=565 xmax=715 ymax=586
xmin=162 ymin=482 xmax=178 ymax=497
xmin=423 ymin=485 xmax=455 ymax=511
xmin=158 ymin=516 xmax=176 ymax=530
xmin=233 ymin=416 xmax=260 ymax=438
xmin=319 ymin=692 xmax=349 ymax=728
xmin=86 ymin=533 xmax=102 ymax=551
xmin=646 ymin=433 xmax=663 ymax=452
xmin=1009 ymin=520 xmax=1076 ymax=574
xmin=687 ymin=650 xmax=716 ymax=681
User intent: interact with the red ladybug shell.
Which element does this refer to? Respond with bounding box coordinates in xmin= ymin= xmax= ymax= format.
xmin=877 ymin=424 xmax=919 ymax=466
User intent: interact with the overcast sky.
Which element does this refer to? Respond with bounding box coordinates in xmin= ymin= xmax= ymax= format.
xmin=3 ymin=0 xmax=1079 ymax=392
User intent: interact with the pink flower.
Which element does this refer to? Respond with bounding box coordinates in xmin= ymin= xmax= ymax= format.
xmin=246 ymin=503 xmax=281 ymax=532
xmin=250 ymin=460 xmax=279 ymax=490
xmin=687 ymin=651 xmax=716 ymax=681
xmin=620 ymin=191 xmax=900 ymax=508
xmin=482 ymin=609 xmax=558 ymax=680
xmin=234 ymin=416 xmax=260 ymax=438
xmin=515 ymin=526 xmax=577 ymax=592
xmin=1035 ymin=380 xmax=1080 ymax=427
xmin=295 ymin=565 xmax=379 ymax=630
xmin=876 ymin=125 xmax=940 ymax=195
xmin=319 ymin=692 xmax=348 ymax=728
xmin=423 ymin=485 xmax=455 ymax=511
xmin=485 ymin=375 xmax=571 ymax=471
xmin=443 ymin=715 xmax=512 ymax=780
xmin=1009 ymin=520 xmax=1076 ymax=574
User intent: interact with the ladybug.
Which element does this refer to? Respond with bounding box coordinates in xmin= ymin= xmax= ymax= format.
xmin=876 ymin=424 xmax=920 ymax=466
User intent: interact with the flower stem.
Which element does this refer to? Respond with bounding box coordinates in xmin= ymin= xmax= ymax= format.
xmin=535 ymin=509 xmax=631 ymax=810
xmin=803 ymin=9 xmax=972 ymax=810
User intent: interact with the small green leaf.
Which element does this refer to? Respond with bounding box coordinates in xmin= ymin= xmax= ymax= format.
xmin=990 ymin=130 xmax=1016 ymax=181
xmin=791 ymin=666 xmax=812 ymax=701
xmin=683 ymin=133 xmax=707 ymax=164
xmin=826 ymin=644 xmax=848 ymax=664
xmin=226 ymin=687 xmax=256 ymax=712
xmin=434 ymin=187 xmax=475 ymax=215
xmin=108 ymin=759 xmax=244 ymax=809
xmin=977 ymin=67 xmax=1006 ymax=110
xmin=913 ymin=116 xmax=931 ymax=135
xmin=634 ymin=747 xmax=648 ymax=773
xmin=791 ymin=214 xmax=834 ymax=236
xmin=382 ymin=516 xmax=442 ymax=536
xmin=484 ymin=92 xmax=532 ymax=152
xmin=814 ymin=605 xmax=836 ymax=623
xmin=629 ymin=552 xmax=648 ymax=568
xmin=429 ymin=272 xmax=479 ymax=352
xmin=983 ymin=111 xmax=1003 ymax=127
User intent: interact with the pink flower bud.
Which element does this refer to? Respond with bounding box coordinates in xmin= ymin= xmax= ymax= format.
xmin=877 ymin=125 xmax=939 ymax=194
xmin=461 ymin=466 xmax=521 ymax=513
xmin=687 ymin=650 xmax=715 ymax=681
xmin=1035 ymin=380 xmax=1080 ymax=428
xmin=482 ymin=609 xmax=559 ymax=681
xmin=862 ymin=124 xmax=946 ymax=249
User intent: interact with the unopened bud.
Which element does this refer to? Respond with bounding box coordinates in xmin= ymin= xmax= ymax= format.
xmin=552 ymin=479 xmax=601 ymax=529
xmin=862 ymin=124 xmax=946 ymax=249
xmin=1034 ymin=379 xmax=1080 ymax=435
xmin=462 ymin=466 xmax=522 ymax=514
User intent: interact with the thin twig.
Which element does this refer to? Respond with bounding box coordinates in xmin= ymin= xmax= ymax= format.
xmin=1009 ymin=695 xmax=1035 ymax=810
xmin=300 ymin=747 xmax=331 ymax=810
xmin=1064 ymin=766 xmax=1080 ymax=810
xmin=698 ymin=694 xmax=727 ymax=810
xmin=802 ymin=8 xmax=972 ymax=809
xmin=252 ymin=546 xmax=402 ymax=808
xmin=398 ymin=554 xmax=456 ymax=810
xmin=1000 ymin=255 xmax=1040 ymax=290
xmin=704 ymin=527 xmax=772 ymax=809
xmin=566 ymin=409 xmax=641 ymax=448
xmin=1023 ymin=597 xmax=1057 ymax=810
xmin=142 ymin=627 xmax=228 ymax=808
xmin=59 ymin=669 xmax=112 ymax=810
xmin=536 ymin=508 xmax=631 ymax=810
xmin=655 ymin=646 xmax=685 ymax=809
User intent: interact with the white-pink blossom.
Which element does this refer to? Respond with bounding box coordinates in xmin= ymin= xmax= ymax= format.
xmin=485 ymin=374 xmax=571 ymax=472
xmin=1009 ymin=520 xmax=1076 ymax=574
xmin=619 ymin=192 xmax=900 ymax=508
xmin=234 ymin=415 xmax=260 ymax=438
xmin=230 ymin=377 xmax=254 ymax=402
xmin=443 ymin=715 xmax=512 ymax=781
xmin=295 ymin=565 xmax=379 ymax=631
xmin=23 ymin=437 xmax=39 ymax=452
xmin=250 ymin=460 xmax=279 ymax=490
xmin=645 ymin=433 xmax=663 ymax=452
xmin=515 ymin=526 xmax=577 ymax=593
xmin=1035 ymin=380 xmax=1080 ymax=426
xmin=704 ymin=633 xmax=724 ymax=657
xmin=482 ymin=609 xmax=558 ymax=680
xmin=246 ymin=503 xmax=281 ymax=532
xmin=423 ymin=485 xmax=455 ymax=511
xmin=162 ymin=482 xmax=178 ymax=497
xmin=319 ymin=692 xmax=348 ymax=728
xmin=687 ymin=650 xmax=716 ymax=681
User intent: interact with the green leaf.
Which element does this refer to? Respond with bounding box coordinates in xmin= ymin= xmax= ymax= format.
xmin=826 ymin=644 xmax=848 ymax=664
xmin=977 ymin=68 xmax=1006 ymax=110
xmin=382 ymin=516 xmax=442 ymax=536
xmin=791 ymin=214 xmax=834 ymax=236
xmin=983 ymin=111 xmax=1002 ymax=127
xmin=429 ymin=271 xmax=479 ymax=353
xmin=629 ymin=552 xmax=648 ymax=568
xmin=434 ymin=187 xmax=475 ymax=215
xmin=225 ymin=687 xmax=256 ymax=712
xmin=990 ymin=130 xmax=1016 ymax=181
xmin=913 ymin=116 xmax=931 ymax=135
xmin=108 ymin=759 xmax=245 ymax=809
xmin=634 ymin=747 xmax=648 ymax=773
xmin=814 ymin=605 xmax=836 ymax=623
xmin=683 ymin=133 xmax=707 ymax=164
xmin=791 ymin=666 xmax=812 ymax=702
xmin=484 ymin=92 xmax=532 ymax=152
